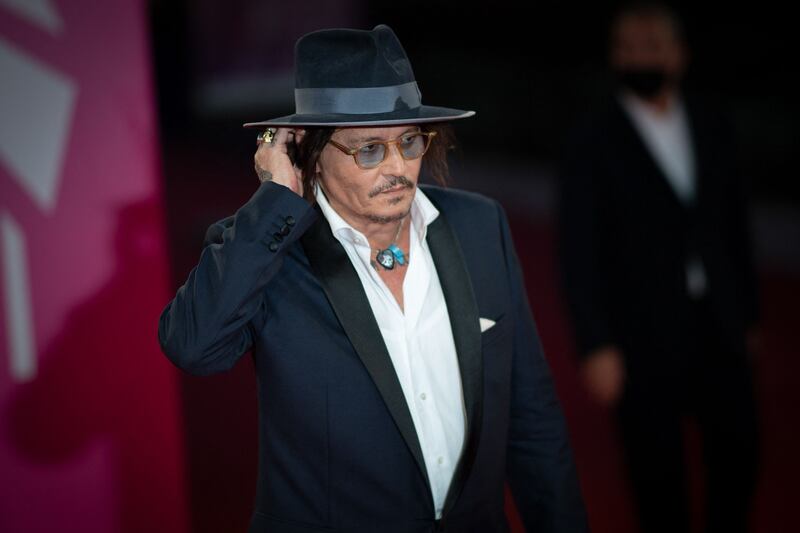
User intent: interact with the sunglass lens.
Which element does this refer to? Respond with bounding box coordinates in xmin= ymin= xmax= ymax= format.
xmin=400 ymin=134 xmax=426 ymax=159
xmin=356 ymin=144 xmax=385 ymax=168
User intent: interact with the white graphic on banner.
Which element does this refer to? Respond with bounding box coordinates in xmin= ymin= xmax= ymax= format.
xmin=0 ymin=37 xmax=76 ymax=213
xmin=0 ymin=20 xmax=76 ymax=381
xmin=1 ymin=211 xmax=36 ymax=381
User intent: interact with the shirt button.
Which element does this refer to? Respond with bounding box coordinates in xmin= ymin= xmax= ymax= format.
xmin=437 ymin=456 xmax=443 ymax=465
xmin=420 ymin=392 xmax=426 ymax=400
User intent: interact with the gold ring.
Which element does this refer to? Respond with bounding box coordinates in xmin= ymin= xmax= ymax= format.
xmin=257 ymin=128 xmax=277 ymax=145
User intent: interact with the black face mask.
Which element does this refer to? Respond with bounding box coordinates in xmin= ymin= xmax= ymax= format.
xmin=614 ymin=67 xmax=669 ymax=99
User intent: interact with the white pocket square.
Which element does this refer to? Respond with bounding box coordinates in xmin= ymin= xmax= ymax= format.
xmin=479 ymin=317 xmax=496 ymax=333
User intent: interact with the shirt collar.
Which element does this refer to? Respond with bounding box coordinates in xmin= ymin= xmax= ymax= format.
xmin=313 ymin=181 xmax=439 ymax=246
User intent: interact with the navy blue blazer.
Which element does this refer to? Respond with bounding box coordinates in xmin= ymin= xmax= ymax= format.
xmin=158 ymin=180 xmax=587 ymax=533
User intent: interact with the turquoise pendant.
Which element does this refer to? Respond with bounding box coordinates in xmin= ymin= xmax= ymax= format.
xmin=387 ymin=244 xmax=406 ymax=265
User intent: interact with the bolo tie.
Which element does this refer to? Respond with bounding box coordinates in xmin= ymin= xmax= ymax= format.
xmin=370 ymin=217 xmax=408 ymax=271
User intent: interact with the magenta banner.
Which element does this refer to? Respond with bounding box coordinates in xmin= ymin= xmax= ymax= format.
xmin=0 ymin=1 xmax=188 ymax=532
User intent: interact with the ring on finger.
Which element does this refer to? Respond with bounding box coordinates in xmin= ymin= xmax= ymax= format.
xmin=256 ymin=127 xmax=277 ymax=146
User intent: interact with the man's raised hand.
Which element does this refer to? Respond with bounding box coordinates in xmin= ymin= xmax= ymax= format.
xmin=254 ymin=128 xmax=306 ymax=197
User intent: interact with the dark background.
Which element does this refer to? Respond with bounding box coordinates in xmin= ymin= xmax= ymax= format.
xmin=152 ymin=0 xmax=797 ymax=203
xmin=150 ymin=1 xmax=799 ymax=531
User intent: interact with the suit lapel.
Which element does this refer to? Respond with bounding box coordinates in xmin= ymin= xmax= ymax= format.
xmin=423 ymin=202 xmax=483 ymax=519
xmin=300 ymin=198 xmax=484 ymax=520
xmin=681 ymin=93 xmax=707 ymax=208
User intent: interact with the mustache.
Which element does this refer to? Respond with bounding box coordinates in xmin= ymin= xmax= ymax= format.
xmin=369 ymin=176 xmax=414 ymax=197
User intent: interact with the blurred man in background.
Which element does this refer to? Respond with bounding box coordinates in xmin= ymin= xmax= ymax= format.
xmin=558 ymin=2 xmax=760 ymax=532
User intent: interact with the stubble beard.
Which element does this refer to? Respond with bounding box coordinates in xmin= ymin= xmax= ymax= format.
xmin=364 ymin=176 xmax=414 ymax=224
xmin=365 ymin=205 xmax=411 ymax=224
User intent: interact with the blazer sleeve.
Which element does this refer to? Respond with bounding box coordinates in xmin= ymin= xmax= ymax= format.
xmin=556 ymin=124 xmax=617 ymax=360
xmin=496 ymin=201 xmax=589 ymax=532
xmin=157 ymin=180 xmax=317 ymax=376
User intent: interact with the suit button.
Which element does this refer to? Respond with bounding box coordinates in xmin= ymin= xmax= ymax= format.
xmin=285 ymin=215 xmax=295 ymax=226
xmin=280 ymin=224 xmax=291 ymax=236
xmin=268 ymin=241 xmax=278 ymax=252
xmin=273 ymin=232 xmax=283 ymax=242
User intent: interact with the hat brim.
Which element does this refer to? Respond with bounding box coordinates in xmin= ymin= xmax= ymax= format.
xmin=243 ymin=105 xmax=475 ymax=128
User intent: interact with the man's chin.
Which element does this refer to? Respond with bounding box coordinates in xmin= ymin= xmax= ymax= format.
xmin=366 ymin=203 xmax=412 ymax=224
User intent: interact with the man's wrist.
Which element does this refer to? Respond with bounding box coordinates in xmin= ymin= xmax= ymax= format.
xmin=256 ymin=166 xmax=273 ymax=183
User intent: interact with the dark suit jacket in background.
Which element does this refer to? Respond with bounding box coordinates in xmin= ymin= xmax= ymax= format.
xmin=557 ymin=89 xmax=759 ymax=388
xmin=158 ymin=180 xmax=588 ymax=533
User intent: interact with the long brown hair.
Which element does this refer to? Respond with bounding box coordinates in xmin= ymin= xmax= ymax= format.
xmin=294 ymin=122 xmax=458 ymax=204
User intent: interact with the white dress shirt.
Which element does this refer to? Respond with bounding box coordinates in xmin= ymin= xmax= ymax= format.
xmin=618 ymin=91 xmax=708 ymax=298
xmin=314 ymin=181 xmax=467 ymax=519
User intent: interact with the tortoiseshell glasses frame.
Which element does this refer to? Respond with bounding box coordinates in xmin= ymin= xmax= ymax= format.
xmin=327 ymin=130 xmax=438 ymax=169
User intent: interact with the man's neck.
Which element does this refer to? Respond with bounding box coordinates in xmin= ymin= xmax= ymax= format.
xmin=627 ymin=85 xmax=679 ymax=116
xmin=354 ymin=212 xmax=411 ymax=250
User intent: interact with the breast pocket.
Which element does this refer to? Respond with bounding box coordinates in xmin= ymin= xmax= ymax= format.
xmin=480 ymin=312 xmax=510 ymax=347
xmin=481 ymin=312 xmax=514 ymax=391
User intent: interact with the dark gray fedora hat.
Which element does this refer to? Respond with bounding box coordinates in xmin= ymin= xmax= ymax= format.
xmin=243 ymin=24 xmax=476 ymax=128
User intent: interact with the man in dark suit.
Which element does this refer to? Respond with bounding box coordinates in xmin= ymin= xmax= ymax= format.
xmin=558 ymin=3 xmax=760 ymax=532
xmin=158 ymin=24 xmax=588 ymax=532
